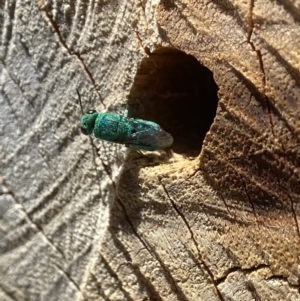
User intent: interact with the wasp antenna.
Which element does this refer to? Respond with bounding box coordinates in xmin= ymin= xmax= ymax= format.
xmin=76 ymin=89 xmax=84 ymax=114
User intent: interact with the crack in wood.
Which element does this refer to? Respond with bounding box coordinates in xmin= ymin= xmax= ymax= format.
xmin=114 ymin=192 xmax=198 ymax=300
xmin=286 ymin=193 xmax=300 ymax=240
xmin=52 ymin=262 xmax=86 ymax=300
xmin=216 ymin=264 xmax=270 ymax=285
xmin=0 ymin=59 xmax=34 ymax=108
xmin=247 ymin=0 xmax=275 ymax=136
xmin=110 ymin=232 xmax=166 ymax=300
xmin=1 ymin=177 xmax=66 ymax=260
xmin=89 ymin=273 xmax=110 ymax=301
xmin=97 ymin=254 xmax=135 ymax=301
xmin=240 ymin=176 xmax=258 ymax=221
xmin=220 ymin=193 xmax=236 ymax=220
xmin=36 ymin=0 xmax=104 ymax=106
xmin=143 ymin=237 xmax=190 ymax=301
xmin=276 ymin=178 xmax=300 ymax=241
xmin=159 ymin=178 xmax=226 ymax=301
xmin=1 ymin=178 xmax=87 ymax=299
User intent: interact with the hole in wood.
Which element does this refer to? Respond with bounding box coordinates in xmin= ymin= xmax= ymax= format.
xmin=128 ymin=48 xmax=219 ymax=157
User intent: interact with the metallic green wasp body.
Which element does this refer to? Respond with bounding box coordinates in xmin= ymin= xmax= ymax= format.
xmin=80 ymin=109 xmax=173 ymax=151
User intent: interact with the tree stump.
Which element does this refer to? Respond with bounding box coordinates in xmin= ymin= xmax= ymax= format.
xmin=1 ymin=0 xmax=299 ymax=300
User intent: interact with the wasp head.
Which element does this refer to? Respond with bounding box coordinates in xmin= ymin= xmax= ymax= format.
xmin=80 ymin=110 xmax=98 ymax=135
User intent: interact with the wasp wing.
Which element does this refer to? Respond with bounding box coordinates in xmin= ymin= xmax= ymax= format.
xmin=119 ymin=127 xmax=173 ymax=150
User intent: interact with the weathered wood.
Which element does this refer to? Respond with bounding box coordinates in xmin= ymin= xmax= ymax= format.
xmin=1 ymin=0 xmax=299 ymax=300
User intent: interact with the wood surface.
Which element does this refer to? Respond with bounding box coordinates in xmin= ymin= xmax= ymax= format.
xmin=1 ymin=0 xmax=300 ymax=300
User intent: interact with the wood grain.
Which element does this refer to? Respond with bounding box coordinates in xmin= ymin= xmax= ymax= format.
xmin=1 ymin=0 xmax=299 ymax=300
